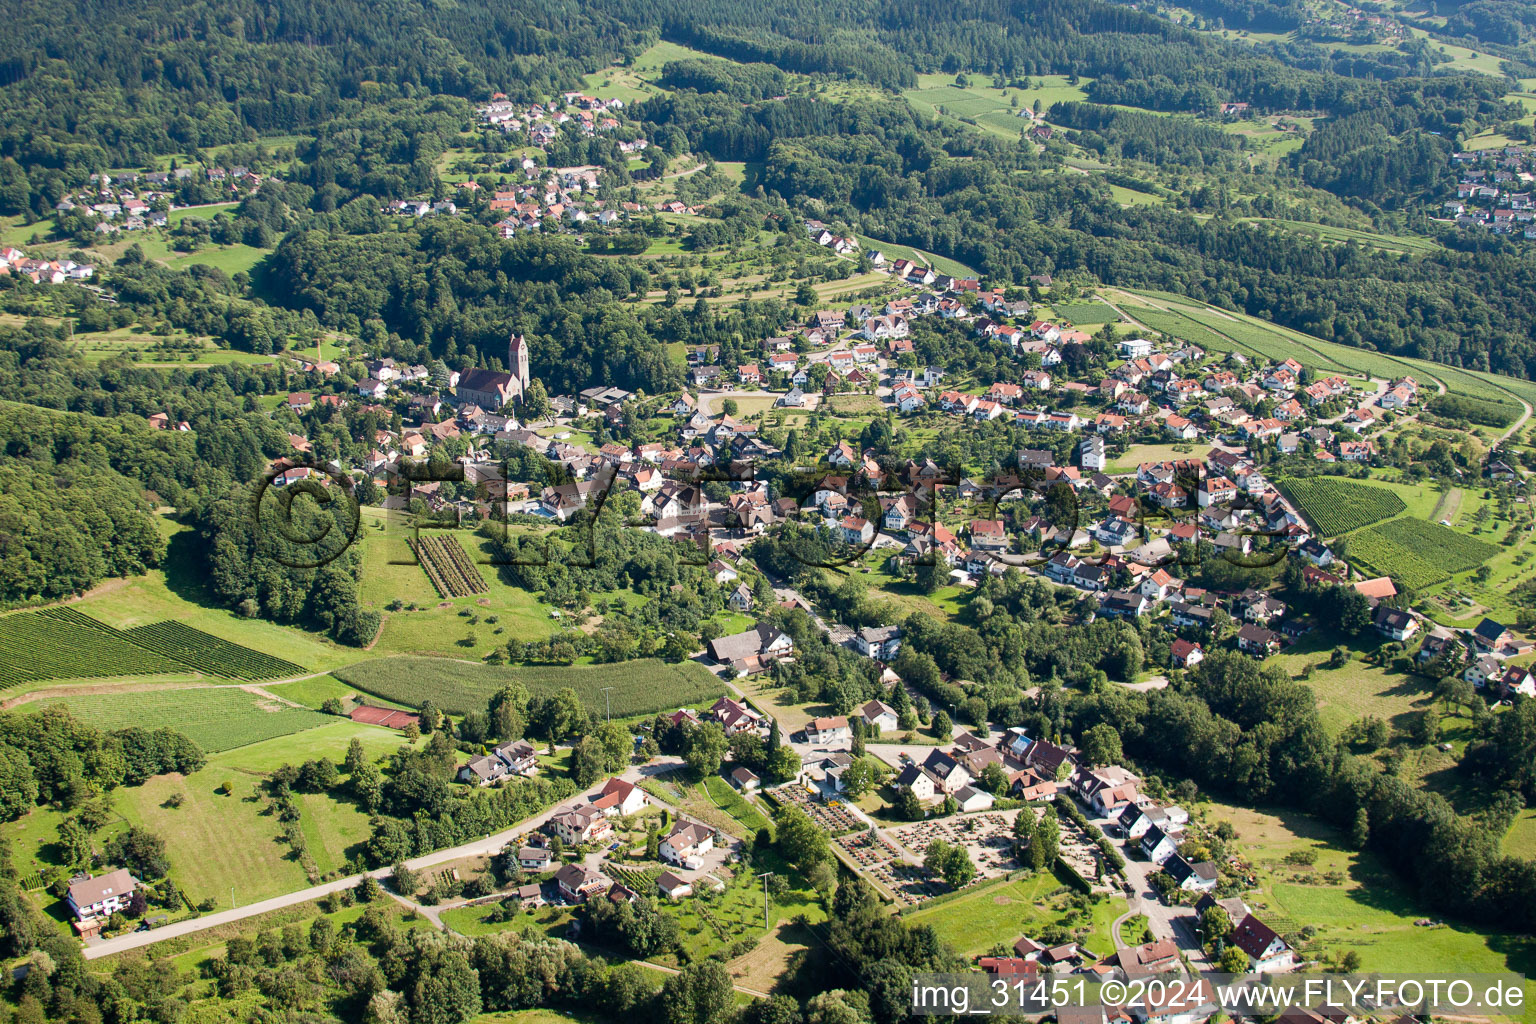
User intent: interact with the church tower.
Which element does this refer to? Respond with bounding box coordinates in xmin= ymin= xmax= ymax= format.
xmin=509 ymin=332 xmax=530 ymax=400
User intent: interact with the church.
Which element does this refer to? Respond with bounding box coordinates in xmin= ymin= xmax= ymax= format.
xmin=456 ymin=333 xmax=530 ymax=412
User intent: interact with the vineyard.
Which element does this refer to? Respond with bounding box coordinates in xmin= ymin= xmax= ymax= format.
xmin=31 ymin=687 xmax=333 ymax=753
xmin=411 ymin=533 xmax=488 ymax=598
xmin=334 ymin=656 xmax=728 ymax=718
xmin=122 ymin=621 xmax=305 ymax=680
xmin=1280 ymin=478 xmax=1406 ymax=536
xmin=1349 ymin=519 xmax=1500 ymax=590
xmin=0 ymin=607 xmax=183 ymax=687
xmin=0 ymin=607 xmax=305 ymax=688
xmin=1052 ymin=302 xmax=1119 ymax=325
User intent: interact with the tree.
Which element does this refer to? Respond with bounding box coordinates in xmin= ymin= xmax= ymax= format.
xmin=1219 ymin=945 xmax=1250 ymax=973
xmin=531 ymin=687 xmax=586 ymax=742
xmin=914 ymin=559 xmax=948 ymax=593
xmin=391 ymin=862 xmax=419 ymax=896
xmin=841 ymin=757 xmax=877 ymax=798
xmin=1413 ymin=707 xmax=1441 ymax=746
xmin=1199 ymin=906 xmax=1232 ymax=953
xmin=321 ymin=697 xmax=346 ymax=716
xmin=765 ymin=744 xmax=801 ymax=783
xmin=684 ymin=722 xmax=729 ymax=778
xmin=774 ymin=805 xmax=831 ymax=870
xmin=721 ymin=398 xmax=739 ymax=417
xmin=521 ymin=379 xmax=551 ymax=421
xmin=1080 ymin=723 xmax=1123 ymax=767
xmin=931 ymin=710 xmax=952 ymax=739
xmin=978 ymin=762 xmax=1009 ymax=794
xmin=661 ymin=961 xmax=735 ymax=1024
xmin=896 ymin=785 xmax=925 ymax=821
xmin=106 ymin=826 xmax=169 ymax=879
xmin=924 ymin=838 xmax=976 ymax=889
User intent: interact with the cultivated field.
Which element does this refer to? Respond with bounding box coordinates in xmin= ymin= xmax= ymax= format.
xmin=332 ymin=656 xmax=727 ymax=718
xmin=1350 ymin=519 xmax=1500 ymax=590
xmin=122 ymin=621 xmax=305 ymax=679
xmin=1280 ymin=478 xmax=1406 ymax=536
xmin=0 ymin=607 xmax=183 ymax=687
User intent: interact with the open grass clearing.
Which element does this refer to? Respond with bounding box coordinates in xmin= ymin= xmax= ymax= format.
xmin=31 ymin=686 xmax=333 ymax=753
xmin=334 ymin=655 xmax=727 ymax=719
xmin=1201 ymin=797 xmax=1535 ymax=1004
xmin=853 ymin=233 xmax=976 ymax=278
xmin=902 ymin=870 xmax=1124 ymax=958
xmin=1267 ymin=630 xmax=1434 ymax=735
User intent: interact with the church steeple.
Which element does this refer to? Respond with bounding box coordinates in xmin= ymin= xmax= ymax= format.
xmin=509 ymin=332 xmax=530 ymax=399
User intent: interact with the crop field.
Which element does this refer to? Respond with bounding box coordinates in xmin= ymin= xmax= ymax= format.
xmin=0 ymin=607 xmax=183 ymax=687
xmin=1368 ymin=519 xmax=1500 ymax=573
xmin=32 ymin=686 xmax=332 ymax=752
xmin=1280 ymin=478 xmax=1406 ymax=536
xmin=1125 ymin=307 xmax=1253 ymax=360
xmin=1052 ymin=302 xmax=1119 ymax=324
xmin=333 ymin=656 xmax=728 ymax=718
xmin=411 ymin=533 xmax=489 ymax=598
xmin=122 ymin=621 xmax=305 ymax=679
xmin=1349 ymin=519 xmax=1500 ymax=590
xmin=1345 ymin=531 xmax=1452 ymax=590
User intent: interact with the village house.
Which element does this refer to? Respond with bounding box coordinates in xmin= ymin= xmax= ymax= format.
xmin=805 ymin=715 xmax=852 ymax=745
xmin=659 ymin=819 xmax=715 ymax=868
xmin=66 ymin=869 xmax=137 ymax=935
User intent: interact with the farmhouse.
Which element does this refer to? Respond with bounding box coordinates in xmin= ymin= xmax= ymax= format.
xmin=590 ymin=776 xmax=647 ymax=816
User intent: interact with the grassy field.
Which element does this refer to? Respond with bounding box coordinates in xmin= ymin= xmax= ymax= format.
xmin=1053 ymin=302 xmax=1121 ymax=324
xmin=1107 ymin=184 xmax=1166 ymax=207
xmin=1112 ymin=286 xmax=1536 ymax=424
xmin=659 ymin=860 xmax=824 ymax=965
xmin=165 ymin=243 xmax=268 ymax=276
xmin=902 ymin=74 xmax=1090 ymax=142
xmin=1103 ymin=442 xmax=1203 ymax=474
xmin=1504 ymin=809 xmax=1536 ymax=859
xmin=31 ymin=686 xmax=334 ymax=753
xmin=104 ymin=722 xmax=417 ymax=908
xmin=264 ymin=673 xmax=413 ymax=711
xmin=1268 ymin=630 xmax=1435 ymax=734
xmin=1204 ymin=798 xmax=1535 ymax=1011
xmin=1241 ymin=217 xmax=1442 ymax=256
xmin=358 ymin=513 xmax=563 ymax=658
xmin=641 ymin=772 xmax=773 ymax=839
xmin=41 ymin=517 xmax=359 ymax=678
xmin=902 ymin=870 xmax=1125 ymax=958
xmin=333 ymin=656 xmax=727 ymax=718
xmin=441 ymin=902 xmax=577 ymax=940
xmin=854 ymin=234 xmax=976 ymax=278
